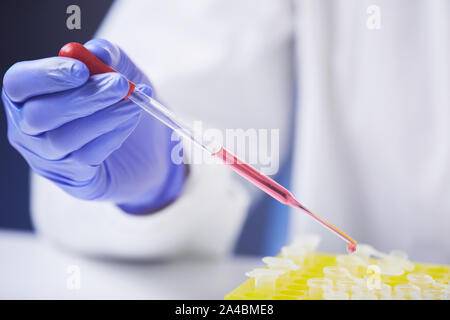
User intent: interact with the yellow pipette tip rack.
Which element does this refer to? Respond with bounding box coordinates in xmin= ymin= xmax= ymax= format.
xmin=226 ymin=235 xmax=450 ymax=300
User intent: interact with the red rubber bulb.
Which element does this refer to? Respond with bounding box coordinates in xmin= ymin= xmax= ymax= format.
xmin=59 ymin=42 xmax=135 ymax=99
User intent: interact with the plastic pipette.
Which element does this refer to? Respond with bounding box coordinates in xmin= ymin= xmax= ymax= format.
xmin=59 ymin=43 xmax=357 ymax=252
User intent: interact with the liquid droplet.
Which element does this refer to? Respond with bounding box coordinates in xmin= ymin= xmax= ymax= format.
xmin=347 ymin=242 xmax=357 ymax=254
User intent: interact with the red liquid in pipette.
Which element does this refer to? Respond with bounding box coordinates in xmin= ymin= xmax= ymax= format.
xmin=213 ymin=147 xmax=357 ymax=253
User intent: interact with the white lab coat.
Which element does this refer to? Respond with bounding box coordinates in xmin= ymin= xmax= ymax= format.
xmin=32 ymin=0 xmax=450 ymax=263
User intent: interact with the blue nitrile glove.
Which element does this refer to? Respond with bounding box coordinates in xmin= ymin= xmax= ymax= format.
xmin=2 ymin=39 xmax=186 ymax=214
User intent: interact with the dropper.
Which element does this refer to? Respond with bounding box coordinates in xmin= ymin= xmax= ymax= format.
xmin=59 ymin=42 xmax=357 ymax=252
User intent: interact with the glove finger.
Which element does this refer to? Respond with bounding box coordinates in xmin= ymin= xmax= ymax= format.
xmin=10 ymin=136 xmax=98 ymax=185
xmin=16 ymin=72 xmax=130 ymax=135
xmin=10 ymin=100 xmax=142 ymax=161
xmin=45 ymin=100 xmax=142 ymax=160
xmin=12 ymin=115 xmax=140 ymax=184
xmin=84 ymin=38 xmax=151 ymax=85
xmin=2 ymin=57 xmax=89 ymax=103
xmin=71 ymin=113 xmax=141 ymax=166
xmin=23 ymin=143 xmax=103 ymax=200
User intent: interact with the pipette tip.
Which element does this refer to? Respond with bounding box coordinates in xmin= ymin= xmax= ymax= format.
xmin=347 ymin=242 xmax=357 ymax=254
xmin=292 ymin=203 xmax=357 ymax=254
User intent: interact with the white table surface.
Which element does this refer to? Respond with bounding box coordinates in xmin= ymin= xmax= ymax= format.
xmin=0 ymin=230 xmax=260 ymax=299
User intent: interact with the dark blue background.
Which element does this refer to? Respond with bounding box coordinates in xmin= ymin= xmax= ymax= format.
xmin=0 ymin=0 xmax=113 ymax=230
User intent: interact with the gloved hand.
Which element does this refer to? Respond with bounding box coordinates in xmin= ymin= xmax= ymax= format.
xmin=2 ymin=39 xmax=186 ymax=214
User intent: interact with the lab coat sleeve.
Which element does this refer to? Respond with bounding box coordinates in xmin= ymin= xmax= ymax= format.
xmin=30 ymin=159 xmax=250 ymax=259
